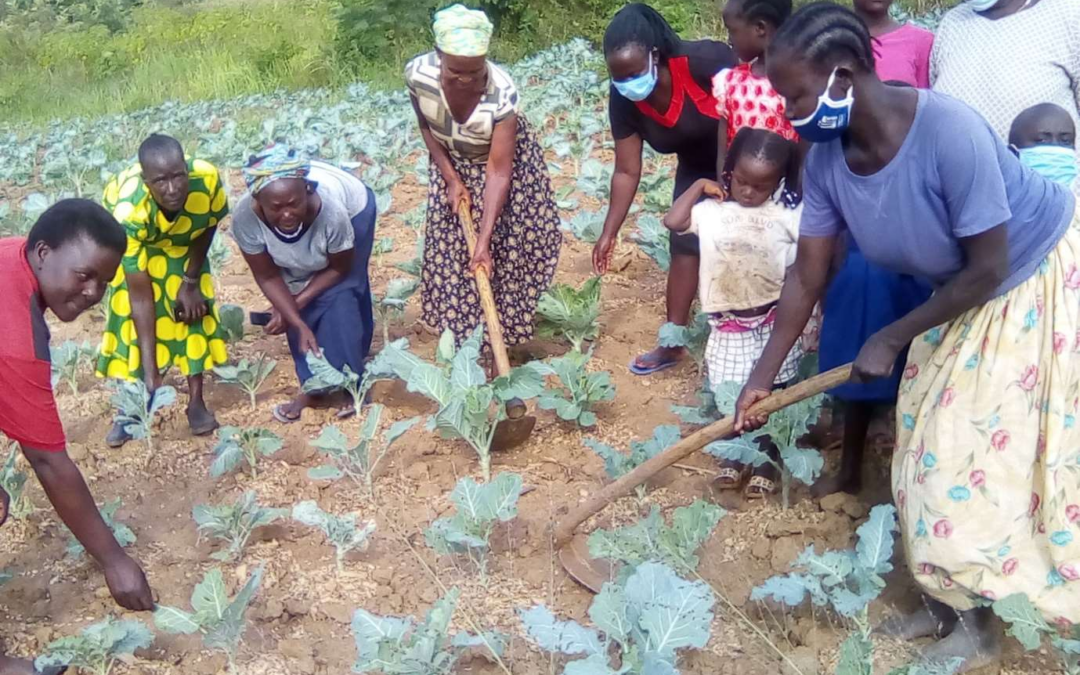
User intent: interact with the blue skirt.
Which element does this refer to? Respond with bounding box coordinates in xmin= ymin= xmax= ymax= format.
xmin=819 ymin=240 xmax=932 ymax=402
xmin=286 ymin=188 xmax=376 ymax=384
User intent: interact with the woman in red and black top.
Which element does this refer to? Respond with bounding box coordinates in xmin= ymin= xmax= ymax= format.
xmin=592 ymin=3 xmax=736 ymax=374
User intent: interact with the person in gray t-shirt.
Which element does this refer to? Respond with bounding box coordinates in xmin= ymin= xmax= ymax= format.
xmin=233 ymin=146 xmax=375 ymax=422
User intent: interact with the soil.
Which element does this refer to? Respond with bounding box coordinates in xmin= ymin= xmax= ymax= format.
xmin=0 ymin=162 xmax=1059 ymax=675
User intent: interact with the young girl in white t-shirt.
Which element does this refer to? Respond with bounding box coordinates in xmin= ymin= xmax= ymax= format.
xmin=664 ymin=127 xmax=803 ymax=499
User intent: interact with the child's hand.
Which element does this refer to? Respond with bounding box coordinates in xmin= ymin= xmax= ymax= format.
xmin=701 ymin=180 xmax=726 ymax=200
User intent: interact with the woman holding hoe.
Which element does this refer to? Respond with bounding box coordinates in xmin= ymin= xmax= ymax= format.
xmin=594 ymin=3 xmax=735 ymax=375
xmin=405 ymin=4 xmax=561 ymax=347
xmin=736 ymin=3 xmax=1080 ymax=670
xmin=1 ymin=201 xmax=154 ymax=674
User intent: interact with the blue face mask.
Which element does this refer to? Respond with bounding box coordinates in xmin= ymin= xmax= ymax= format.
xmin=790 ymin=68 xmax=854 ymax=144
xmin=613 ymin=53 xmax=657 ymax=102
xmin=1019 ymin=145 xmax=1079 ymax=186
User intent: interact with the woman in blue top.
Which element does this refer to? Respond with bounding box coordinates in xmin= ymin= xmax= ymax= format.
xmin=735 ymin=3 xmax=1080 ymax=669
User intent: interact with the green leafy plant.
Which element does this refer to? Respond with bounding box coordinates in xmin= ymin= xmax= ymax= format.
xmin=576 ymin=158 xmax=612 ymax=200
xmin=586 ymin=425 xmax=681 ymax=503
xmin=534 ymin=349 xmax=615 ymax=428
xmin=670 ymin=381 xmax=720 ymax=426
xmin=373 ymin=277 xmax=420 ymax=344
xmin=50 ymin=340 xmax=95 ymax=395
xmin=752 ymin=505 xmax=898 ymax=675
xmin=520 ymin=561 xmax=715 ymax=674
xmin=210 ymin=426 xmax=284 ymax=479
xmin=109 ymin=381 xmax=176 ymax=453
xmin=207 ymin=234 xmax=232 ymax=274
xmin=303 ymin=351 xmax=373 ymax=415
xmin=588 ymin=500 xmax=724 ymax=579
xmin=535 ymin=276 xmax=602 ymax=352
xmin=217 ymin=304 xmax=245 ymax=343
xmin=1 ymin=443 xmax=32 ymax=520
xmin=308 ymin=403 xmax=419 ymax=495
xmin=214 ymin=354 xmax=277 ymax=410
xmin=425 ymin=472 xmax=523 ymax=584
xmin=394 ymin=234 xmax=424 ymax=278
xmin=352 ymin=587 xmax=506 ymax=674
xmin=0 ymin=568 xmax=13 ymax=586
xmin=291 ymin=501 xmax=376 ymax=573
xmin=372 ymin=327 xmax=544 ymax=481
xmin=192 ymin=491 xmax=286 ymax=562
xmin=658 ymin=312 xmax=710 ymax=372
xmin=631 ymin=215 xmax=671 ymax=272
xmin=154 ymin=566 xmax=264 ymax=672
xmin=991 ymin=593 xmax=1080 ymax=675
xmin=887 ymin=660 xmax=964 ymax=675
xmin=704 ymin=382 xmax=824 ymax=510
xmin=35 ymin=617 xmax=154 ymax=675
xmin=66 ymin=499 xmax=136 ymax=559
xmin=562 ymin=209 xmax=604 ymax=244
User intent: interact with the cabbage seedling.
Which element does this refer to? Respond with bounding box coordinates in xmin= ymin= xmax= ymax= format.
xmin=991 ymin=593 xmax=1080 ymax=675
xmin=214 ymin=354 xmax=277 ymax=410
xmin=534 ymin=349 xmax=615 ymax=428
xmin=50 ymin=340 xmax=95 ymax=395
xmin=217 ymin=304 xmax=245 ymax=343
xmin=65 ymin=498 xmax=136 ymax=559
xmin=631 ymin=215 xmax=671 ymax=272
xmin=657 ymin=312 xmax=710 ymax=373
xmin=373 ymin=277 xmax=419 ymax=344
xmin=1 ymin=443 xmax=32 ymax=520
xmin=292 ymin=501 xmax=375 ymax=573
xmin=109 ymin=381 xmax=176 ymax=453
xmin=35 ymin=617 xmax=153 ymax=675
xmin=585 ymin=425 xmax=681 ymax=504
xmin=308 ymin=403 xmax=419 ymax=495
xmin=192 ymin=491 xmax=286 ymax=562
xmin=535 ymin=276 xmax=602 ymax=353
xmin=210 ymin=426 xmax=284 ymax=479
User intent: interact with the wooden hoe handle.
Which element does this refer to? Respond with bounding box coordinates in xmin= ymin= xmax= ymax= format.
xmin=457 ymin=200 xmax=513 ymax=378
xmin=553 ymin=364 xmax=853 ymax=546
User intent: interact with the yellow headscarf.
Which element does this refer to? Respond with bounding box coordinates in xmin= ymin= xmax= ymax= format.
xmin=433 ymin=4 xmax=493 ymax=57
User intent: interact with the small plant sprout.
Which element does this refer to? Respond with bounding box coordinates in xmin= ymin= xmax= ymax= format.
xmin=588 ymin=500 xmax=725 ymax=579
xmin=562 ymin=209 xmax=603 ymax=243
xmin=631 ymin=214 xmax=671 ymax=272
xmin=303 ymin=351 xmax=373 ymax=416
xmin=535 ymin=276 xmax=602 ymax=352
xmin=210 ymin=426 xmax=284 ymax=480
xmin=352 ymin=587 xmax=506 ymax=674
xmin=66 ymin=499 xmax=136 ymax=559
xmin=534 ymin=349 xmax=615 ymax=428
xmin=154 ymin=566 xmax=264 ymax=672
xmin=1 ymin=443 xmax=32 ymax=520
xmin=394 ymin=233 xmax=424 ymax=278
xmin=752 ymin=505 xmax=899 ymax=675
xmin=109 ymin=381 xmax=177 ymax=453
xmin=670 ymin=381 xmax=721 ymax=426
xmin=35 ymin=617 xmax=154 ymax=675
xmin=217 ymin=304 xmax=245 ymax=343
xmin=192 ymin=491 xmax=287 ymax=562
xmin=291 ymin=501 xmax=376 ymax=573
xmin=373 ymin=277 xmax=420 ymax=344
xmin=520 ymin=561 xmax=715 ymax=674
xmin=585 ymin=424 xmax=681 ymax=504
xmin=50 ymin=340 xmax=95 ymax=395
xmin=372 ymin=327 xmax=544 ymax=481
xmin=990 ymin=593 xmax=1080 ymax=675
xmin=425 ymin=472 xmax=523 ymax=584
xmin=704 ymin=381 xmax=825 ymax=510
xmin=214 ymin=354 xmax=277 ymax=410
xmin=308 ymin=403 xmax=419 ymax=495
xmin=657 ymin=312 xmax=710 ymax=373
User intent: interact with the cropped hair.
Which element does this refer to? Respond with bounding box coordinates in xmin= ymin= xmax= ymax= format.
xmin=27 ymin=199 xmax=126 ymax=254
xmin=138 ymin=133 xmax=184 ymax=167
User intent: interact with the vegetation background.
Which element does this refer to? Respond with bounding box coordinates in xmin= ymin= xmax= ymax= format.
xmin=0 ymin=0 xmax=947 ymax=124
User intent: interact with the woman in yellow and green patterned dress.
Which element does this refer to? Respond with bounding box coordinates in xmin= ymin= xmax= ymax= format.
xmin=96 ymin=134 xmax=230 ymax=447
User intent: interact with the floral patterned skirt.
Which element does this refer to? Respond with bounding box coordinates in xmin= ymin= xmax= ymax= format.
xmin=895 ymin=207 xmax=1080 ymax=622
xmin=420 ymin=116 xmax=562 ymax=345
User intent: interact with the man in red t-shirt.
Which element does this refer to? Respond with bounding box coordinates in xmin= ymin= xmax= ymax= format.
xmin=0 ymin=200 xmax=154 ymax=674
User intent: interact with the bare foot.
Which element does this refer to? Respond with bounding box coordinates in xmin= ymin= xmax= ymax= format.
xmin=186 ymin=402 xmax=219 ymax=437
xmin=876 ymin=601 xmax=958 ymax=640
xmin=920 ymin=609 xmax=1001 ymax=673
xmin=811 ymin=470 xmax=861 ymax=498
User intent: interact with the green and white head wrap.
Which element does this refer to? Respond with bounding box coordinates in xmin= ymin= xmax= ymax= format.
xmin=433 ymin=4 xmax=493 ymax=57
xmin=242 ymin=145 xmax=310 ymax=195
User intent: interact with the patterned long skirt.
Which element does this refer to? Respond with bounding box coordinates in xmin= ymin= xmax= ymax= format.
xmin=895 ymin=206 xmax=1080 ymax=622
xmin=421 ymin=116 xmax=562 ymax=345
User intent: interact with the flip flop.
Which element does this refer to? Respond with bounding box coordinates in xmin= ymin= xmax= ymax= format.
xmin=628 ymin=349 xmax=681 ymax=376
xmin=39 ymin=667 xmax=68 ymax=675
xmin=710 ymin=463 xmax=749 ymax=491
xmin=334 ymin=406 xmax=357 ymax=420
xmin=272 ymin=403 xmax=302 ymax=425
xmin=745 ymin=474 xmax=778 ymax=501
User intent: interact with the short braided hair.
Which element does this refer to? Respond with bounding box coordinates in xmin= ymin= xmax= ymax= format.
xmin=728 ymin=0 xmax=793 ymax=30
xmin=769 ymin=2 xmax=875 ymax=73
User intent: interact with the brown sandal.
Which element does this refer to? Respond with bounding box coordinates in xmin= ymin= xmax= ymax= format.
xmin=744 ymin=474 xmax=777 ymax=500
xmin=711 ymin=462 xmax=749 ymax=491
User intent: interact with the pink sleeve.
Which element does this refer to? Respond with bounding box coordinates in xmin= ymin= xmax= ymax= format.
xmin=915 ymin=31 xmax=934 ymax=89
xmin=712 ymin=68 xmax=731 ymax=119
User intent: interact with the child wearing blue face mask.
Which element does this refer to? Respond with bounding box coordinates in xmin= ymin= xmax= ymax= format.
xmin=1009 ymin=103 xmax=1078 ymax=189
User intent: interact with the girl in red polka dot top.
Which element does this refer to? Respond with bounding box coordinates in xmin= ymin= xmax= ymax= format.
xmin=714 ymin=0 xmax=800 ymax=179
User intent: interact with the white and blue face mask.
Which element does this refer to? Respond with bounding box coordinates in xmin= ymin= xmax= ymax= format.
xmin=966 ymin=0 xmax=1003 ymax=12
xmin=613 ymin=52 xmax=658 ymax=102
xmin=1018 ymin=145 xmax=1079 ymax=186
xmin=790 ymin=68 xmax=854 ymax=144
